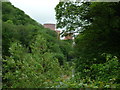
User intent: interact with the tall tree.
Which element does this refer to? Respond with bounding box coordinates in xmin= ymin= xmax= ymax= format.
xmin=55 ymin=2 xmax=120 ymax=72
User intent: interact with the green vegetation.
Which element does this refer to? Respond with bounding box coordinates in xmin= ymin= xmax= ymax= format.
xmin=2 ymin=2 xmax=74 ymax=88
xmin=55 ymin=1 xmax=120 ymax=88
xmin=2 ymin=1 xmax=120 ymax=88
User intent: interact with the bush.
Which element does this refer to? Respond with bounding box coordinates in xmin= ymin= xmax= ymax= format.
xmin=3 ymin=35 xmax=63 ymax=88
xmin=90 ymin=54 xmax=120 ymax=82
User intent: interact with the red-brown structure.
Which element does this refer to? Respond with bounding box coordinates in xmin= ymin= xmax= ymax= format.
xmin=43 ymin=23 xmax=73 ymax=40
xmin=43 ymin=24 xmax=55 ymax=31
xmin=43 ymin=23 xmax=60 ymax=39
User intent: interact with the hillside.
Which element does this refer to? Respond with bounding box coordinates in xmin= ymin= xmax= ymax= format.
xmin=2 ymin=1 xmax=120 ymax=88
xmin=2 ymin=2 xmax=74 ymax=88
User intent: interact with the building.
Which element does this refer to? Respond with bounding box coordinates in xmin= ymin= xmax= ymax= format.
xmin=43 ymin=23 xmax=73 ymax=40
xmin=43 ymin=23 xmax=60 ymax=39
xmin=43 ymin=24 xmax=55 ymax=31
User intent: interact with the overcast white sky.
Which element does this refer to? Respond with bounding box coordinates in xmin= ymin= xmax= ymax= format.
xmin=9 ymin=0 xmax=59 ymax=25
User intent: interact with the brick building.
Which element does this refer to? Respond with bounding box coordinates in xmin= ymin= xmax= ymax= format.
xmin=43 ymin=23 xmax=73 ymax=40
xmin=43 ymin=23 xmax=60 ymax=39
xmin=43 ymin=24 xmax=55 ymax=31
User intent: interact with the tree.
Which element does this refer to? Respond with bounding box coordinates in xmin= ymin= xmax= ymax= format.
xmin=3 ymin=35 xmax=63 ymax=88
xmin=55 ymin=1 xmax=120 ymax=75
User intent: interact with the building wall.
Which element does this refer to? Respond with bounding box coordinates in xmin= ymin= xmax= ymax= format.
xmin=43 ymin=24 xmax=55 ymax=30
xmin=43 ymin=23 xmax=73 ymax=40
xmin=43 ymin=23 xmax=60 ymax=39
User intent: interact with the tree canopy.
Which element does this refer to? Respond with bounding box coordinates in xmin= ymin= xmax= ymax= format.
xmin=55 ymin=1 xmax=120 ymax=62
xmin=55 ymin=1 xmax=120 ymax=85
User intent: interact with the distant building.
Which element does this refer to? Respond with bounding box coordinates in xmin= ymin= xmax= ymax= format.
xmin=43 ymin=23 xmax=60 ymax=39
xmin=43 ymin=23 xmax=73 ymax=40
xmin=43 ymin=24 xmax=55 ymax=31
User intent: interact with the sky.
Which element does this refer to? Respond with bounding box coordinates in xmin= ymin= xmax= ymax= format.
xmin=9 ymin=0 xmax=60 ymax=25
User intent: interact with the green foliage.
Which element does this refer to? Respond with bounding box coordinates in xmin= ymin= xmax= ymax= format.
xmin=55 ymin=2 xmax=81 ymax=34
xmin=2 ymin=2 xmax=74 ymax=88
xmin=59 ymin=40 xmax=74 ymax=62
xmin=53 ymin=53 xmax=65 ymax=65
xmin=55 ymin=1 xmax=120 ymax=88
xmin=55 ymin=1 xmax=120 ymax=57
xmin=2 ymin=2 xmax=39 ymax=25
xmin=3 ymin=39 xmax=75 ymax=88
xmin=2 ymin=22 xmax=39 ymax=57
xmin=90 ymin=54 xmax=120 ymax=82
xmin=3 ymin=36 xmax=62 ymax=88
xmin=3 ymin=1 xmax=120 ymax=88
xmin=68 ymin=54 xmax=120 ymax=88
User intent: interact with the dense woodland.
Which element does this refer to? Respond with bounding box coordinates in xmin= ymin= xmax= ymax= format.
xmin=2 ymin=1 xmax=120 ymax=88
